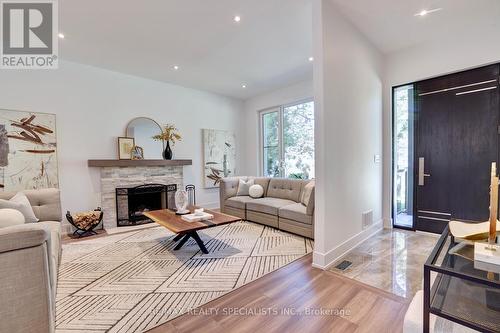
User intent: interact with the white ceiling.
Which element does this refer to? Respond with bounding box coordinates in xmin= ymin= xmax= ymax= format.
xmin=59 ymin=0 xmax=313 ymax=100
xmin=59 ymin=0 xmax=500 ymax=100
xmin=331 ymin=0 xmax=500 ymax=54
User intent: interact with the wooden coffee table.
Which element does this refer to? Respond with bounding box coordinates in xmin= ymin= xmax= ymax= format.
xmin=143 ymin=207 xmax=241 ymax=254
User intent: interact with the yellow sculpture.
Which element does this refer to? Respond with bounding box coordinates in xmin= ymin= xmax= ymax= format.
xmin=489 ymin=162 xmax=498 ymax=246
xmin=449 ymin=162 xmax=500 ymax=241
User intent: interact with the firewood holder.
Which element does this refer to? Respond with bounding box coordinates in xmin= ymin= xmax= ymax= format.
xmin=66 ymin=208 xmax=104 ymax=238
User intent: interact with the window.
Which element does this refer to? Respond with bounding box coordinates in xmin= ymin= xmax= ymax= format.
xmin=393 ymin=85 xmax=414 ymax=228
xmin=262 ymin=109 xmax=280 ymax=177
xmin=260 ymin=100 xmax=314 ymax=179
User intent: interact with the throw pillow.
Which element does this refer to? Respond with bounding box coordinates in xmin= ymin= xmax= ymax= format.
xmin=236 ymin=179 xmax=254 ymax=196
xmin=0 ymin=192 xmax=39 ymax=223
xmin=301 ymin=180 xmax=315 ymax=206
xmin=249 ymin=184 xmax=264 ymax=198
xmin=0 ymin=208 xmax=26 ymax=228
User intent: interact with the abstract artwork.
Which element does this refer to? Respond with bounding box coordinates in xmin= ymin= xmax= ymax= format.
xmin=0 ymin=109 xmax=58 ymax=191
xmin=202 ymin=129 xmax=236 ymax=188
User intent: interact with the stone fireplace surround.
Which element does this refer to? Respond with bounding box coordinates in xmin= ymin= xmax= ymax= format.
xmin=99 ymin=166 xmax=183 ymax=229
xmin=88 ymin=159 xmax=192 ymax=230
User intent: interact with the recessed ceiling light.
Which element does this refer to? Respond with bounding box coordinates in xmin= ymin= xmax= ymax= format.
xmin=242 ymin=84 xmax=247 ymax=88
xmin=58 ymin=33 xmax=65 ymax=39
xmin=308 ymin=57 xmax=314 ymax=62
xmin=414 ymin=8 xmax=442 ymax=17
xmin=173 ymin=65 xmax=179 ymax=70
xmin=234 ymin=15 xmax=241 ymax=22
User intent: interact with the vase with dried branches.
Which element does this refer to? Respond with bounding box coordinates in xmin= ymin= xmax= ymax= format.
xmin=152 ymin=124 xmax=182 ymax=160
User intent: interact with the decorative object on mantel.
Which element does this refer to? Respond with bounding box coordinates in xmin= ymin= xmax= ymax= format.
xmin=117 ymin=137 xmax=134 ymax=160
xmin=202 ymin=129 xmax=236 ymax=188
xmin=152 ymin=124 xmax=182 ymax=160
xmin=126 ymin=117 xmax=164 ymax=159
xmin=0 ymin=109 xmax=58 ymax=191
xmin=164 ymin=141 xmax=173 ymax=160
xmin=174 ymin=189 xmax=189 ymax=215
xmin=66 ymin=208 xmax=103 ymax=238
xmin=130 ymin=146 xmax=144 ymax=160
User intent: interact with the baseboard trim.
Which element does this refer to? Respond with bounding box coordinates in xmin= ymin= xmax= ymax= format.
xmin=415 ymin=230 xmax=439 ymax=238
xmin=312 ymin=220 xmax=383 ymax=270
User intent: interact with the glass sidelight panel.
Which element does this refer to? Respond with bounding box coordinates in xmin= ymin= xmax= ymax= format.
xmin=393 ymin=85 xmax=414 ymax=228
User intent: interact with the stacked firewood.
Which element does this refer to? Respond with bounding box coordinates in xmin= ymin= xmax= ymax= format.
xmin=72 ymin=211 xmax=102 ymax=230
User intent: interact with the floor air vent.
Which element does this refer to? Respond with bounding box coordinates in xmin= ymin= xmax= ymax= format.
xmin=335 ymin=260 xmax=352 ymax=271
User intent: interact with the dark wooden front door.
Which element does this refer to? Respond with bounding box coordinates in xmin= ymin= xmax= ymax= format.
xmin=415 ymin=65 xmax=500 ymax=233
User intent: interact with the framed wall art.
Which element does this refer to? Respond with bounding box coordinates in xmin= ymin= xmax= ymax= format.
xmin=0 ymin=109 xmax=59 ymax=191
xmin=118 ymin=137 xmax=135 ymax=160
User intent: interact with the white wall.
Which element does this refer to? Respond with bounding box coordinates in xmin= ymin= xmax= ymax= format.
xmin=0 ymin=60 xmax=244 ymax=222
xmin=382 ymin=32 xmax=500 ymax=226
xmin=312 ymin=0 xmax=384 ymax=269
xmin=241 ymin=80 xmax=313 ymax=176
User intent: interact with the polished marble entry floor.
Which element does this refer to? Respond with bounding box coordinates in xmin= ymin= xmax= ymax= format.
xmin=328 ymin=228 xmax=438 ymax=299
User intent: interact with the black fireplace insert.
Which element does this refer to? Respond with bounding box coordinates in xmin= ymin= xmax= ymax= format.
xmin=115 ymin=184 xmax=177 ymax=227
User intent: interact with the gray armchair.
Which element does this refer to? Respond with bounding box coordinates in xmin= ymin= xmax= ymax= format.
xmin=0 ymin=188 xmax=62 ymax=333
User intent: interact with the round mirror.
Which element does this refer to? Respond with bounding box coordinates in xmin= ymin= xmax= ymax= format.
xmin=125 ymin=117 xmax=164 ymax=159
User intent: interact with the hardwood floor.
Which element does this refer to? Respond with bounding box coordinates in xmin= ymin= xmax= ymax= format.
xmin=147 ymin=254 xmax=409 ymax=333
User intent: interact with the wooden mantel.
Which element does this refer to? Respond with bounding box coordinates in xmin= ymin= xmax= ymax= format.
xmin=88 ymin=159 xmax=192 ymax=167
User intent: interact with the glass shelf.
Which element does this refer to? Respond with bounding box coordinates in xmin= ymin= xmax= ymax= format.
xmin=424 ymin=226 xmax=500 ymax=333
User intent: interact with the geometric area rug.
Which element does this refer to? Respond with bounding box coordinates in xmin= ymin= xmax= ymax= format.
xmin=56 ymin=221 xmax=313 ymax=333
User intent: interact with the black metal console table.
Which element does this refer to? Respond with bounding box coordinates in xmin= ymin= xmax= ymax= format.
xmin=424 ymin=225 xmax=500 ymax=332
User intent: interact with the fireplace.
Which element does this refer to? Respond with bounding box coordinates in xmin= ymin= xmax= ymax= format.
xmin=115 ymin=184 xmax=177 ymax=227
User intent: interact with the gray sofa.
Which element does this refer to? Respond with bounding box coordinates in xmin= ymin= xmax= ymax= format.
xmin=0 ymin=188 xmax=62 ymax=333
xmin=220 ymin=177 xmax=315 ymax=238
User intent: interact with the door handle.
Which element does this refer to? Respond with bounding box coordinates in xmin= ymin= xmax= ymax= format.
xmin=418 ymin=157 xmax=431 ymax=186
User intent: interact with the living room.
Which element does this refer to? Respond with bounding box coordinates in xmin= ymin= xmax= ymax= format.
xmin=1 ymin=1 xmax=499 ymax=332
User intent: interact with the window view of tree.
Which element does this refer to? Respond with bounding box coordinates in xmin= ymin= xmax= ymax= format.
xmin=393 ymin=85 xmax=414 ymax=228
xmin=283 ymin=101 xmax=314 ymax=179
xmin=395 ymin=88 xmax=409 ymax=213
xmin=261 ymin=101 xmax=315 ymax=179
